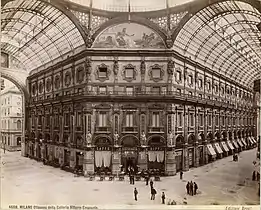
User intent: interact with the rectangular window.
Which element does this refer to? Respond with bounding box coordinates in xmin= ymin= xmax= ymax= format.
xmin=152 ymin=87 xmax=160 ymax=95
xmin=190 ymin=113 xmax=194 ymax=127
xmin=125 ymin=68 xmax=134 ymax=78
xmin=188 ymin=75 xmax=193 ymax=84
xmin=64 ymin=113 xmax=69 ymax=126
xmin=38 ymin=115 xmax=42 ymax=125
xmin=177 ymin=88 xmax=181 ymax=95
xmin=126 ymin=113 xmax=134 ymax=127
xmin=98 ymin=67 xmax=107 ymax=78
xmin=228 ymin=117 xmax=230 ymax=125
xmin=208 ymin=115 xmax=211 ymax=126
xmin=46 ymin=115 xmax=50 ymax=127
xmin=199 ymin=94 xmax=202 ymax=99
xmin=126 ymin=87 xmax=134 ymax=95
xmin=207 ymin=82 xmax=211 ymax=90
xmin=77 ymin=112 xmax=82 ymax=126
xmin=152 ymin=68 xmax=161 ymax=78
xmin=152 ymin=112 xmax=160 ymax=127
xmin=189 ymin=91 xmax=193 ymax=96
xmin=98 ymin=112 xmax=107 ymax=127
xmin=198 ymin=79 xmax=202 ymax=88
xmin=178 ymin=113 xmax=183 ymax=127
xmin=199 ymin=114 xmax=203 ymax=126
xmin=54 ymin=114 xmax=59 ymax=127
xmin=215 ymin=115 xmax=219 ymax=126
xmin=99 ymin=86 xmax=106 ymax=94
xmin=176 ymin=71 xmax=181 ymax=81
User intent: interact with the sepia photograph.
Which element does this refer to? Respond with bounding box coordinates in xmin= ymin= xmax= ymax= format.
xmin=0 ymin=0 xmax=260 ymax=210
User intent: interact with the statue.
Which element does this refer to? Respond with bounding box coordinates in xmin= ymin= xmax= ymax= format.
xmin=113 ymin=57 xmax=119 ymax=76
xmin=114 ymin=131 xmax=119 ymax=145
xmin=167 ymin=131 xmax=174 ymax=146
xmin=141 ymin=131 xmax=147 ymax=145
xmin=86 ymin=132 xmax=92 ymax=146
xmin=167 ymin=58 xmax=174 ymax=75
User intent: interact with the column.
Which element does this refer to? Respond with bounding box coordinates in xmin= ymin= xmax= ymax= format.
xmin=138 ymin=148 xmax=148 ymax=171
xmin=165 ymin=148 xmax=176 ymax=175
xmin=183 ymin=106 xmax=189 ymax=171
xmin=84 ymin=148 xmax=95 ymax=176
xmin=204 ymin=108 xmax=208 ymax=164
xmin=167 ymin=58 xmax=175 ymax=93
xmin=69 ymin=150 xmax=76 ymax=169
xmin=112 ymin=148 xmax=121 ymax=175
xmin=194 ymin=107 xmax=199 ymax=167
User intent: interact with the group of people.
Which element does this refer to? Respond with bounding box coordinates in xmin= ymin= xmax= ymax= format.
xmin=186 ymin=181 xmax=198 ymax=196
xmin=133 ymin=179 xmax=166 ymax=204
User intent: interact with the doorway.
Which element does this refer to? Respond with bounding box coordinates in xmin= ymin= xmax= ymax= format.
xmin=121 ymin=150 xmax=138 ymax=173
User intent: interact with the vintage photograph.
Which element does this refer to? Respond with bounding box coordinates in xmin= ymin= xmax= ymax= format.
xmin=0 ymin=0 xmax=260 ymax=209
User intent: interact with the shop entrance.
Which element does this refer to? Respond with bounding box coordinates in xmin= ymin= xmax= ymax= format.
xmin=121 ymin=150 xmax=138 ymax=173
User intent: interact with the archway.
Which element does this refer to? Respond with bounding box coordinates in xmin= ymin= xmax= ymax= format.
xmin=0 ymin=72 xmax=29 ymax=156
xmin=120 ymin=135 xmax=139 ymax=173
xmin=175 ymin=134 xmax=184 ymax=149
xmin=207 ymin=132 xmax=213 ymax=141
xmin=188 ymin=133 xmax=195 ymax=145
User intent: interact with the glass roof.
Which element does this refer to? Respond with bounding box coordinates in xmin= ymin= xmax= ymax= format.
xmin=173 ymin=1 xmax=261 ymax=88
xmin=1 ymin=0 xmax=85 ymax=72
xmin=69 ymin=0 xmax=194 ymax=12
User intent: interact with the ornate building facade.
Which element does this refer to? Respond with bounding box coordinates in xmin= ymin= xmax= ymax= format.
xmin=3 ymin=0 xmax=257 ymax=176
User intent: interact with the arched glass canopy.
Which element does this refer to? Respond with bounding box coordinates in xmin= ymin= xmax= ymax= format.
xmin=1 ymin=0 xmax=85 ymax=72
xmin=173 ymin=1 xmax=261 ymax=88
xmin=68 ymin=0 xmax=194 ymax=12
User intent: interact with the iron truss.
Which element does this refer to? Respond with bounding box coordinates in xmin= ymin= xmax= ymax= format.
xmin=173 ymin=0 xmax=261 ymax=88
xmin=1 ymin=0 xmax=85 ymax=72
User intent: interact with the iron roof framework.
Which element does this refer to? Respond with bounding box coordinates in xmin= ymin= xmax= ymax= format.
xmin=1 ymin=0 xmax=85 ymax=72
xmin=173 ymin=1 xmax=261 ymax=88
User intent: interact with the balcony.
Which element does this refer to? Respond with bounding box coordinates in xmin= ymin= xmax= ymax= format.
xmin=122 ymin=126 xmax=138 ymax=133
xmin=148 ymin=126 xmax=164 ymax=133
xmin=95 ymin=127 xmax=110 ymax=133
xmin=76 ymin=126 xmax=83 ymax=132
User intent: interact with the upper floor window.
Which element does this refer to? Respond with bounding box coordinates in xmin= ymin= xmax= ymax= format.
xmin=176 ymin=71 xmax=181 ymax=81
xmin=208 ymin=115 xmax=212 ymax=126
xmin=198 ymin=79 xmax=202 ymax=88
xmin=98 ymin=67 xmax=108 ymax=78
xmin=199 ymin=94 xmax=202 ymax=99
xmin=152 ymin=68 xmax=161 ymax=79
xmin=178 ymin=112 xmax=183 ymax=127
xmin=98 ymin=112 xmax=107 ymax=127
xmin=64 ymin=113 xmax=69 ymax=126
xmin=199 ymin=114 xmax=204 ymax=126
xmin=17 ymin=120 xmax=21 ymax=130
xmin=188 ymin=75 xmax=193 ymax=85
xmin=215 ymin=85 xmax=218 ymax=93
xmin=77 ymin=112 xmax=82 ymax=126
xmin=207 ymin=82 xmax=211 ymax=91
xmin=126 ymin=113 xmax=134 ymax=127
xmin=188 ymin=91 xmax=193 ymax=96
xmin=152 ymin=112 xmax=160 ymax=127
xmin=177 ymin=88 xmax=181 ymax=95
xmin=38 ymin=115 xmax=42 ymax=125
xmin=189 ymin=113 xmax=194 ymax=127
xmin=215 ymin=115 xmax=219 ymax=126
xmin=125 ymin=68 xmax=134 ymax=79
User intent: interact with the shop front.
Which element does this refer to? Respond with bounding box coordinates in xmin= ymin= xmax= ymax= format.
xmin=175 ymin=150 xmax=183 ymax=172
xmin=198 ymin=146 xmax=204 ymax=166
xmin=120 ymin=135 xmax=139 ymax=174
xmin=94 ymin=136 xmax=112 ymax=175
xmin=213 ymin=142 xmax=223 ymax=159
xmin=206 ymin=144 xmax=216 ymax=162
xmin=188 ymin=148 xmax=194 ymax=168
xmin=220 ymin=141 xmax=229 ymax=156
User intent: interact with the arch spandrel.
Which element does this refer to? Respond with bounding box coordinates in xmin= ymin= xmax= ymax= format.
xmin=92 ymin=22 xmax=166 ymax=49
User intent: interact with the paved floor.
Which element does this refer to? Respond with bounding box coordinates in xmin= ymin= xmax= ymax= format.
xmin=0 ymin=149 xmax=260 ymax=208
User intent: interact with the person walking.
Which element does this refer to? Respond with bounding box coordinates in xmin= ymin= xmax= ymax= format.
xmin=180 ymin=171 xmax=183 ymax=180
xmin=150 ymin=179 xmax=154 ymax=189
xmin=186 ymin=182 xmax=190 ymax=195
xmin=193 ymin=182 xmax=198 ymax=195
xmin=129 ymin=174 xmax=132 ymax=184
xmin=190 ymin=181 xmax=194 ymax=196
xmin=252 ymin=171 xmax=256 ymax=181
xmin=151 ymin=187 xmax=157 ymax=200
xmin=132 ymin=174 xmax=135 ymax=185
xmin=161 ymin=192 xmax=165 ymax=204
xmin=134 ymin=188 xmax=138 ymax=201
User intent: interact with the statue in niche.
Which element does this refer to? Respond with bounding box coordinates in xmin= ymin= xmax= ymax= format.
xmin=167 ymin=58 xmax=174 ymax=75
xmin=113 ymin=57 xmax=119 ymax=76
xmin=166 ymin=29 xmax=173 ymax=48
xmin=86 ymin=132 xmax=92 ymax=146
xmin=114 ymin=131 xmax=119 ymax=145
xmin=140 ymin=58 xmax=146 ymax=76
xmin=140 ymin=131 xmax=147 ymax=145
xmin=167 ymin=131 xmax=174 ymax=146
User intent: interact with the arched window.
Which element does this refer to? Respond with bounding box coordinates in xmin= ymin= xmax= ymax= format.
xmin=17 ymin=120 xmax=21 ymax=130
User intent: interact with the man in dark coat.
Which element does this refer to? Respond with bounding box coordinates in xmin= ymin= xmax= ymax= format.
xmin=252 ymin=171 xmax=256 ymax=181
xmin=190 ymin=181 xmax=194 ymax=196
xmin=132 ymin=175 xmax=135 ymax=185
xmin=180 ymin=171 xmax=183 ymax=180
xmin=150 ymin=179 xmax=154 ymax=188
xmin=186 ymin=182 xmax=190 ymax=195
xmin=161 ymin=192 xmax=165 ymax=204
xmin=194 ymin=182 xmax=198 ymax=195
xmin=151 ymin=187 xmax=157 ymax=200
xmin=134 ymin=188 xmax=138 ymax=201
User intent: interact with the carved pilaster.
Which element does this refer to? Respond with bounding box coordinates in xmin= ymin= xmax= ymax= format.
xmin=85 ymin=57 xmax=92 ymax=92
xmin=140 ymin=57 xmax=146 ymax=92
xmin=167 ymin=58 xmax=174 ymax=92
xmin=113 ymin=56 xmax=119 ymax=92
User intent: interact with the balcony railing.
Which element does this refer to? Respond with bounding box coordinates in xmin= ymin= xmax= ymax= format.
xmin=148 ymin=126 xmax=164 ymax=133
xmin=95 ymin=127 xmax=110 ymax=133
xmin=30 ymin=90 xmax=248 ymax=109
xmin=122 ymin=126 xmax=138 ymax=133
